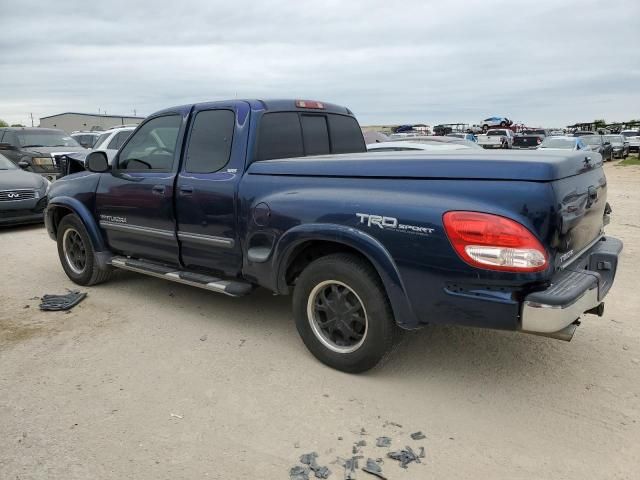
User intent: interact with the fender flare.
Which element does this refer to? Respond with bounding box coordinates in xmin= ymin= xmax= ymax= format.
xmin=46 ymin=196 xmax=107 ymax=252
xmin=272 ymin=223 xmax=418 ymax=328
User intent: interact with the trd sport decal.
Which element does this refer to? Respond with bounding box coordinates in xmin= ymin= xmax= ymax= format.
xmin=356 ymin=213 xmax=434 ymax=236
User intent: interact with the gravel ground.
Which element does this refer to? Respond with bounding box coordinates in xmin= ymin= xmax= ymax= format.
xmin=1 ymin=161 xmax=639 ymax=480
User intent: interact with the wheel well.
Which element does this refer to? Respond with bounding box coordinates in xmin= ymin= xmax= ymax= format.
xmin=285 ymin=241 xmax=376 ymax=287
xmin=49 ymin=206 xmax=73 ymax=237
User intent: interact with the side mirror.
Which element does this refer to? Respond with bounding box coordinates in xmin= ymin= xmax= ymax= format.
xmin=86 ymin=151 xmax=110 ymax=173
xmin=18 ymin=161 xmax=30 ymax=169
xmin=0 ymin=142 xmax=16 ymax=150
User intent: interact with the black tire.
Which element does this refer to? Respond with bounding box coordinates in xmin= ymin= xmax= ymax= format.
xmin=482 ymin=124 xmax=489 ymax=132
xmin=500 ymin=121 xmax=507 ymax=127
xmin=57 ymin=214 xmax=113 ymax=286
xmin=292 ymin=253 xmax=395 ymax=373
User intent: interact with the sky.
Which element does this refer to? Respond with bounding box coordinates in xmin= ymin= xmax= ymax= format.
xmin=1 ymin=0 xmax=638 ymax=128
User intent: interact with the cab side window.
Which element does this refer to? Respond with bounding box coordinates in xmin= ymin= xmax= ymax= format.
xmin=117 ymin=116 xmax=181 ymax=171
xmin=184 ymin=110 xmax=235 ymax=173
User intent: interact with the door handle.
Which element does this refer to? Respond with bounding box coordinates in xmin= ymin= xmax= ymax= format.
xmin=179 ymin=186 xmax=194 ymax=196
xmin=151 ymin=185 xmax=166 ymax=196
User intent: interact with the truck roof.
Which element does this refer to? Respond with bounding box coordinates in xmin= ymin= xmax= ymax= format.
xmin=150 ymin=99 xmax=355 ymax=117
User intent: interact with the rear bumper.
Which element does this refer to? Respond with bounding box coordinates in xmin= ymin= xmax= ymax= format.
xmin=521 ymin=236 xmax=622 ymax=334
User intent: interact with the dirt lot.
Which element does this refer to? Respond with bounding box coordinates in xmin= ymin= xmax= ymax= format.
xmin=1 ymin=162 xmax=639 ymax=480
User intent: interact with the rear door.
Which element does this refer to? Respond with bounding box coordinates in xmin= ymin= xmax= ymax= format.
xmin=175 ymin=101 xmax=249 ymax=276
xmin=96 ymin=112 xmax=188 ymax=265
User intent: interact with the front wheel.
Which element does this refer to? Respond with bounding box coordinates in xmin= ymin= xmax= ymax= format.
xmin=292 ymin=253 xmax=396 ymax=373
xmin=57 ymin=214 xmax=113 ymax=286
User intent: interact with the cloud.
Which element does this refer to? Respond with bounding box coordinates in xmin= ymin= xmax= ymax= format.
xmin=1 ymin=0 xmax=638 ymax=127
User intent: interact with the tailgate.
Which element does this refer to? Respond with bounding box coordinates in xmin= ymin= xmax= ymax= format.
xmin=551 ymin=164 xmax=607 ymax=268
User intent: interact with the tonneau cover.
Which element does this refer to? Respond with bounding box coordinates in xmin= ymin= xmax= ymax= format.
xmin=248 ymin=150 xmax=602 ymax=181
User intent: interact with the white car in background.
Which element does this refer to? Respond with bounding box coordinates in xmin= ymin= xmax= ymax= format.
xmin=536 ymin=136 xmax=588 ymax=151
xmin=620 ymin=130 xmax=640 ymax=152
xmin=367 ymin=141 xmax=479 ymax=152
xmin=92 ymin=125 xmax=137 ymax=163
xmin=477 ymin=129 xmax=515 ymax=149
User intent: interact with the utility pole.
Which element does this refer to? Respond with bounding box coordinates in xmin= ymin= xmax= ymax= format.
xmin=30 ymin=113 xmax=34 ymax=127
xmin=134 ymin=109 xmax=137 ymax=117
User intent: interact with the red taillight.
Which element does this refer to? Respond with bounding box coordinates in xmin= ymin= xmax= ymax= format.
xmin=295 ymin=100 xmax=325 ymax=109
xmin=443 ymin=211 xmax=548 ymax=272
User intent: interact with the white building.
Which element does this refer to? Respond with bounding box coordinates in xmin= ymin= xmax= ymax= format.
xmin=39 ymin=112 xmax=145 ymax=133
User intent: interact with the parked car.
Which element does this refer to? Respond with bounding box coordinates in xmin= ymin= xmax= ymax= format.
xmin=479 ymin=116 xmax=512 ymax=131
xmin=0 ymin=152 xmax=50 ymax=226
xmin=513 ymin=129 xmax=549 ymax=149
xmin=603 ymin=135 xmax=629 ymax=159
xmin=477 ymin=129 xmax=514 ymax=149
xmin=390 ymin=135 xmax=483 ymax=150
xmin=620 ymin=130 xmax=640 ymax=152
xmin=0 ymin=127 xmax=85 ymax=181
xmin=71 ymin=131 xmax=103 ymax=149
xmin=367 ymin=141 xmax=477 ymax=152
xmin=92 ymin=126 xmax=137 ymax=163
xmin=580 ymin=135 xmax=613 ymax=161
xmin=446 ymin=133 xmax=477 ymax=142
xmin=537 ymin=136 xmax=589 ymax=151
xmin=45 ymin=98 xmax=622 ymax=373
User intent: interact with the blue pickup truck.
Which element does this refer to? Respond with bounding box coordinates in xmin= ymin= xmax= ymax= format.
xmin=45 ymin=99 xmax=622 ymax=372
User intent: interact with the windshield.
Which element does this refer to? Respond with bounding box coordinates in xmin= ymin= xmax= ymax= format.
xmin=604 ymin=135 xmax=624 ymax=144
xmin=621 ymin=131 xmax=639 ymax=138
xmin=94 ymin=132 xmax=112 ymax=149
xmin=487 ymin=130 xmax=507 ymax=136
xmin=540 ymin=138 xmax=575 ymax=149
xmin=581 ymin=136 xmax=601 ymax=145
xmin=16 ymin=130 xmax=80 ymax=148
xmin=0 ymin=153 xmax=18 ymax=169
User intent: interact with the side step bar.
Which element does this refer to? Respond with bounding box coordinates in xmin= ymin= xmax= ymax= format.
xmin=110 ymin=256 xmax=254 ymax=297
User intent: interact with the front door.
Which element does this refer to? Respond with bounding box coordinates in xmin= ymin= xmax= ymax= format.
xmin=95 ymin=113 xmax=186 ymax=265
xmin=175 ymin=102 xmax=249 ymax=276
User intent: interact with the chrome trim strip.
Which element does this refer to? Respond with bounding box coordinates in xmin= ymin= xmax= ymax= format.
xmin=177 ymin=231 xmax=235 ymax=248
xmin=521 ymin=286 xmax=599 ymax=333
xmin=99 ymin=221 xmax=175 ymax=239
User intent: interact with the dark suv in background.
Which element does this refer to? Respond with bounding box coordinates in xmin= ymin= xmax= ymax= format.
xmin=0 ymin=127 xmax=85 ymax=181
xmin=579 ymin=134 xmax=614 ymax=161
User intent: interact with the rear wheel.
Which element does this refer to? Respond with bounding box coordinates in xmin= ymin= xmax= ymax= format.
xmin=57 ymin=214 xmax=113 ymax=286
xmin=292 ymin=253 xmax=395 ymax=373
xmin=500 ymin=121 xmax=507 ymax=127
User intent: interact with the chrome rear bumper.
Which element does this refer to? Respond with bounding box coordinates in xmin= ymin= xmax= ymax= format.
xmin=521 ymin=237 xmax=622 ymax=336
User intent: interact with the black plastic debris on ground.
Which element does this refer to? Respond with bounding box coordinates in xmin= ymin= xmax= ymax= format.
xmin=39 ymin=290 xmax=87 ymax=311
xmin=410 ymin=431 xmax=426 ymax=440
xmin=362 ymin=458 xmax=387 ymax=479
xmin=387 ymin=446 xmax=424 ymax=469
xmin=375 ymin=436 xmax=391 ymax=448
xmin=298 ymin=452 xmax=331 ymax=479
xmin=290 ymin=465 xmax=310 ymax=480
xmin=339 ymin=456 xmax=363 ymax=480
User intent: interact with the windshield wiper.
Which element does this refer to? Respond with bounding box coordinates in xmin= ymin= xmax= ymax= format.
xmin=21 ymin=144 xmax=45 ymax=148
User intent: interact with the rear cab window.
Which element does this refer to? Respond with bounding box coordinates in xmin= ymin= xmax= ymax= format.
xmin=256 ymin=112 xmax=365 ymax=161
xmin=184 ymin=109 xmax=235 ymax=173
